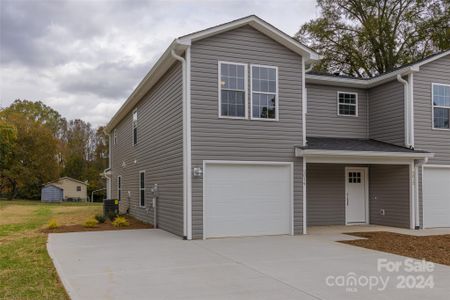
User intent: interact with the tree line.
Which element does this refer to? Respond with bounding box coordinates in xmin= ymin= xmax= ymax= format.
xmin=0 ymin=100 xmax=108 ymax=201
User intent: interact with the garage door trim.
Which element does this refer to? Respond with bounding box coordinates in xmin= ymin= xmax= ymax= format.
xmin=423 ymin=164 xmax=450 ymax=228
xmin=202 ymin=160 xmax=294 ymax=239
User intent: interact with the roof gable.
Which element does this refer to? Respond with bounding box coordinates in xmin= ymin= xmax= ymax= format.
xmin=178 ymin=15 xmax=320 ymax=62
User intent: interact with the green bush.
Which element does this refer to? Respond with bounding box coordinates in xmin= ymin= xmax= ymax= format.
xmin=83 ymin=218 xmax=98 ymax=228
xmin=112 ymin=216 xmax=129 ymax=227
xmin=107 ymin=212 xmax=117 ymax=221
xmin=94 ymin=214 xmax=106 ymax=223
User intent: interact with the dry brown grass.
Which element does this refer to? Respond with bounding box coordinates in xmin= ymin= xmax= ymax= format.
xmin=0 ymin=205 xmax=38 ymax=225
xmin=51 ymin=205 xmax=102 ymax=226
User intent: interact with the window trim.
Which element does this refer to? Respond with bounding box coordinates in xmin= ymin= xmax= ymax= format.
xmin=139 ymin=170 xmax=145 ymax=207
xmin=113 ymin=129 xmax=117 ymax=145
xmin=217 ymin=61 xmax=248 ymax=120
xmin=117 ymin=175 xmax=122 ymax=202
xmin=431 ymin=83 xmax=450 ymax=131
xmin=337 ymin=91 xmax=359 ymax=117
xmin=250 ymin=64 xmax=279 ymax=121
xmin=132 ymin=109 xmax=138 ymax=145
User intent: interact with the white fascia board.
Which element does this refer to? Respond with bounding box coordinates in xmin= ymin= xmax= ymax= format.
xmin=305 ymin=66 xmax=420 ymax=88
xmin=295 ymin=148 xmax=434 ymax=160
xmin=105 ymin=40 xmax=189 ymax=133
xmin=178 ymin=16 xmax=320 ymax=62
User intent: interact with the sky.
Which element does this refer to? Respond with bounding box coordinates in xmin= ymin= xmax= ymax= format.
xmin=0 ymin=0 xmax=318 ymax=127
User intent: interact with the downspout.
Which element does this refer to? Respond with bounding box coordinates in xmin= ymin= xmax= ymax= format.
xmin=397 ymin=74 xmax=411 ymax=148
xmin=171 ymin=49 xmax=191 ymax=240
xmin=302 ymin=58 xmax=307 ymax=146
xmin=103 ymin=133 xmax=112 ymax=199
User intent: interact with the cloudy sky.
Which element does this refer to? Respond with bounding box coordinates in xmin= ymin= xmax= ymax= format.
xmin=1 ymin=0 xmax=318 ymax=127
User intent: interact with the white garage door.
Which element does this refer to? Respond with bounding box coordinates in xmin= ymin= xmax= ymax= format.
xmin=423 ymin=167 xmax=450 ymax=228
xmin=204 ymin=162 xmax=292 ymax=238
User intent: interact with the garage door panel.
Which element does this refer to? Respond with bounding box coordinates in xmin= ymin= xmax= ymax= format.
xmin=423 ymin=167 xmax=450 ymax=228
xmin=204 ymin=163 xmax=292 ymax=238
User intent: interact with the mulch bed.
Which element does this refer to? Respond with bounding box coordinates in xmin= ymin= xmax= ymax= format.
xmin=340 ymin=231 xmax=450 ymax=266
xmin=42 ymin=216 xmax=153 ymax=233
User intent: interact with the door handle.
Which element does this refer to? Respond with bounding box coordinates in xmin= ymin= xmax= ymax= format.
xmin=346 ymin=193 xmax=349 ymax=206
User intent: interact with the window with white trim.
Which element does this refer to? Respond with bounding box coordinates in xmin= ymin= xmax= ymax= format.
xmin=219 ymin=62 xmax=246 ymax=118
xmin=117 ymin=175 xmax=122 ymax=202
xmin=139 ymin=171 xmax=145 ymax=207
xmin=132 ymin=110 xmax=138 ymax=145
xmin=337 ymin=92 xmax=358 ymax=116
xmin=113 ymin=129 xmax=117 ymax=145
xmin=251 ymin=65 xmax=278 ymax=120
xmin=432 ymin=84 xmax=450 ymax=129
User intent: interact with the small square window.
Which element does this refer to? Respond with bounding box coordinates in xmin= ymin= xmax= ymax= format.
xmin=76 ymin=186 xmax=81 ymax=192
xmin=338 ymin=92 xmax=358 ymax=116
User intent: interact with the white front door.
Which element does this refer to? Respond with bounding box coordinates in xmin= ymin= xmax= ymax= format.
xmin=345 ymin=168 xmax=368 ymax=224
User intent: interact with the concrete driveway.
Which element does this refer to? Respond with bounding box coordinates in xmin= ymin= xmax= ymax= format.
xmin=48 ymin=229 xmax=450 ymax=300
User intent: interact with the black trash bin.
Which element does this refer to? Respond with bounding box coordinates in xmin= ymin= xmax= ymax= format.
xmin=103 ymin=199 xmax=119 ymax=219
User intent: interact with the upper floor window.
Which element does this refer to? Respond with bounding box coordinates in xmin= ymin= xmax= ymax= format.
xmin=76 ymin=186 xmax=81 ymax=192
xmin=251 ymin=65 xmax=278 ymax=120
xmin=219 ymin=62 xmax=247 ymax=118
xmin=432 ymin=83 xmax=450 ymax=129
xmin=139 ymin=171 xmax=145 ymax=207
xmin=132 ymin=110 xmax=138 ymax=145
xmin=113 ymin=129 xmax=117 ymax=145
xmin=337 ymin=92 xmax=358 ymax=116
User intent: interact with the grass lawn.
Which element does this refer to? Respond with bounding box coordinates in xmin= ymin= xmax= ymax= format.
xmin=0 ymin=200 xmax=102 ymax=300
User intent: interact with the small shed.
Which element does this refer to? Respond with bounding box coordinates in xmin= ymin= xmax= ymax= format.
xmin=41 ymin=184 xmax=63 ymax=202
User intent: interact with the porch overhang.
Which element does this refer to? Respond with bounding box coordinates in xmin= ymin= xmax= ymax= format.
xmin=296 ymin=137 xmax=433 ymax=164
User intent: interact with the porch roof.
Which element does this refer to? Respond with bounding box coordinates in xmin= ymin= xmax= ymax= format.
xmin=295 ymin=137 xmax=433 ymax=161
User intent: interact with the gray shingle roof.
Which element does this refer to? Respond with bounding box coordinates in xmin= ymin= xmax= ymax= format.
xmin=302 ymin=137 xmax=429 ymax=153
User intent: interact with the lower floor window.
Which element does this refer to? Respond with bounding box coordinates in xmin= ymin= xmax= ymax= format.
xmin=139 ymin=171 xmax=145 ymax=207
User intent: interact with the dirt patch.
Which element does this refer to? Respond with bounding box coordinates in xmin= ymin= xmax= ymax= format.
xmin=340 ymin=231 xmax=450 ymax=266
xmin=42 ymin=215 xmax=153 ymax=233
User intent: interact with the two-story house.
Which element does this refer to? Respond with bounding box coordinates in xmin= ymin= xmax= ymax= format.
xmin=104 ymin=15 xmax=449 ymax=240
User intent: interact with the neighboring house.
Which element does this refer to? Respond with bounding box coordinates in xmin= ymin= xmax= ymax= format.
xmin=42 ymin=177 xmax=88 ymax=202
xmin=104 ymin=15 xmax=450 ymax=240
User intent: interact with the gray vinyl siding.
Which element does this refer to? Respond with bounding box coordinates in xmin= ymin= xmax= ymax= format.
xmin=110 ymin=62 xmax=184 ymax=237
xmin=413 ymin=54 xmax=450 ymax=164
xmin=306 ymin=164 xmax=345 ymax=226
xmin=369 ymin=165 xmax=410 ymax=228
xmin=190 ymin=25 xmax=304 ymax=239
xmin=368 ymin=80 xmax=405 ymax=146
xmin=306 ymin=84 xmax=368 ymax=138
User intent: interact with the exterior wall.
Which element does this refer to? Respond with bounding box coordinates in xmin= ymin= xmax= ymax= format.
xmin=306 ymin=164 xmax=345 ymax=226
xmin=306 ymin=84 xmax=368 ymax=138
xmin=53 ymin=179 xmax=87 ymax=200
xmin=306 ymin=164 xmax=410 ymax=228
xmin=190 ymin=25 xmax=304 ymax=239
xmin=110 ymin=62 xmax=184 ymax=237
xmin=368 ymin=80 xmax=405 ymax=146
xmin=413 ymin=54 xmax=450 ymax=164
xmin=369 ymin=165 xmax=410 ymax=228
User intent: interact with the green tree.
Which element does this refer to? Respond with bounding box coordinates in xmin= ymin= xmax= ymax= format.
xmin=296 ymin=0 xmax=450 ymax=77
xmin=0 ymin=112 xmax=59 ymax=199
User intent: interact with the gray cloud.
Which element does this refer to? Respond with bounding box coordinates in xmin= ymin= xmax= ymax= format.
xmin=0 ymin=0 xmax=317 ymax=126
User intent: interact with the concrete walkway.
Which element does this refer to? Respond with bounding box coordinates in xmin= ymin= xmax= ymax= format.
xmin=48 ymin=229 xmax=450 ymax=300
